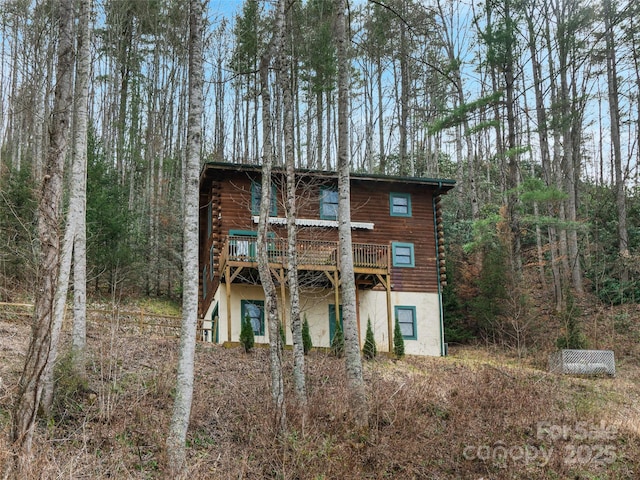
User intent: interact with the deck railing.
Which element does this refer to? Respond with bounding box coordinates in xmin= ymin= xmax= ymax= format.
xmin=220 ymin=235 xmax=388 ymax=274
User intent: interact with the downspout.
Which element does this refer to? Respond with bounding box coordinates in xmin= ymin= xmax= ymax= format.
xmin=432 ymin=182 xmax=446 ymax=356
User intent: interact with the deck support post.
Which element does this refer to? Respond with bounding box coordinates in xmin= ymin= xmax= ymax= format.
xmin=280 ymin=268 xmax=287 ymax=343
xmin=386 ymin=273 xmax=392 ymax=352
xmin=333 ymin=270 xmax=340 ymax=328
xmin=225 ymin=265 xmax=231 ymax=342
xmin=355 ymin=283 xmax=361 ymax=347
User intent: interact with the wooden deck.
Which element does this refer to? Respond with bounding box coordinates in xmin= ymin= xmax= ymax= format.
xmin=216 ymin=236 xmax=394 ymax=347
xmin=219 ymin=236 xmax=390 ymax=278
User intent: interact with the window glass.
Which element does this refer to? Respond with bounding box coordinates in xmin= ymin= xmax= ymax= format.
xmin=390 ymin=193 xmax=412 ymax=216
xmin=392 ymin=242 xmax=415 ymax=267
xmin=395 ymin=306 xmax=416 ymax=339
xmin=320 ymin=188 xmax=339 ymax=220
xmin=242 ymin=300 xmax=264 ymax=336
xmin=251 ymin=182 xmax=277 ymax=216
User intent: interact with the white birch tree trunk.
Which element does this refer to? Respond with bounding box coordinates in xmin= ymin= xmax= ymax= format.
xmin=278 ymin=0 xmax=306 ymax=407
xmin=258 ymin=3 xmax=286 ymax=432
xmin=71 ymin=0 xmax=91 ymax=375
xmin=11 ymin=0 xmax=74 ymax=469
xmin=166 ymin=0 xmax=204 ymax=473
xmin=336 ymin=0 xmax=368 ymax=428
xmin=604 ymin=0 xmax=629 ymax=277
xmin=41 ymin=0 xmax=93 ymax=413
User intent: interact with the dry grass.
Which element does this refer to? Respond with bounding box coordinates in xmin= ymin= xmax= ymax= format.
xmin=1 ymin=309 xmax=640 ymax=479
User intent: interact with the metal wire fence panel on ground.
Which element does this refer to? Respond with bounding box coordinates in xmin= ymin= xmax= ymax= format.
xmin=548 ymin=349 xmax=616 ymax=376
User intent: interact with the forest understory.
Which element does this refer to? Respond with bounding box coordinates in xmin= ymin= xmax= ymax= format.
xmin=1 ymin=287 xmax=639 ymax=480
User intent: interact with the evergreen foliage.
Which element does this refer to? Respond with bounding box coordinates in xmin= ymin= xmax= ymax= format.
xmin=442 ymin=282 xmax=475 ymax=344
xmin=0 ymin=167 xmax=36 ymax=283
xmin=393 ymin=318 xmax=405 ymax=359
xmin=86 ymin=129 xmax=137 ymax=292
xmin=582 ymin=184 xmax=640 ymax=305
xmin=239 ymin=314 xmax=254 ymax=353
xmin=330 ymin=319 xmax=344 ymax=358
xmin=463 ymin=213 xmax=509 ymax=340
xmin=472 ymin=242 xmax=508 ymax=339
xmin=302 ymin=315 xmax=312 ymax=355
xmin=556 ymin=291 xmax=587 ymax=350
xmin=363 ymin=317 xmax=377 ymax=360
xmin=51 ymin=352 xmax=89 ymax=424
xmin=427 ymin=91 xmax=503 ymax=134
xmin=279 ymin=321 xmax=286 ymax=349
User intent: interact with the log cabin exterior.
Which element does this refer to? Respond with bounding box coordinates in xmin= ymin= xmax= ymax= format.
xmin=198 ymin=161 xmax=455 ymax=356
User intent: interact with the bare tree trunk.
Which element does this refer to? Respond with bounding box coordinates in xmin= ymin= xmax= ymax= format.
xmin=278 ymin=0 xmax=306 ymax=408
xmin=526 ymin=5 xmax=563 ymax=309
xmin=336 ymin=0 xmax=367 ymax=428
xmin=41 ymin=0 xmax=93 ymax=413
xmin=71 ymin=0 xmax=91 ymax=376
xmin=604 ymin=0 xmax=629 ymax=278
xmin=166 ymin=0 xmax=204 ymax=473
xmin=11 ymin=0 xmax=74 ymax=469
xmin=436 ymin=0 xmax=479 ymax=219
xmin=398 ymin=3 xmax=410 ymax=175
xmin=555 ymin=0 xmax=583 ymax=294
xmin=326 ymin=90 xmax=332 ymax=169
xmin=377 ymin=56 xmax=385 ymax=174
xmin=316 ymin=90 xmax=323 ymax=169
xmin=259 ymin=9 xmax=286 ymax=432
xmin=503 ymin=1 xmax=523 ymax=282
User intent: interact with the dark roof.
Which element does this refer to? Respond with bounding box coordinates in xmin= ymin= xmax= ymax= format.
xmin=200 ymin=161 xmax=455 ymax=192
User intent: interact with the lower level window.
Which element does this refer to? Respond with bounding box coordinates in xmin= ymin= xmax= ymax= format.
xmin=241 ymin=300 xmax=264 ymax=336
xmin=395 ymin=306 xmax=417 ymax=340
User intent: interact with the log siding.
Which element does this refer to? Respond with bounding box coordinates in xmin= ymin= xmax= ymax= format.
xmin=198 ymin=163 xmax=454 ymax=316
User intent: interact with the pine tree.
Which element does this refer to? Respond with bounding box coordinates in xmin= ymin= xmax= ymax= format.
xmin=302 ymin=315 xmax=312 ymax=355
xmin=240 ymin=315 xmax=255 ymax=353
xmin=393 ymin=318 xmax=405 ymax=359
xmin=330 ymin=320 xmax=344 ymax=358
xmin=363 ymin=317 xmax=377 ymax=360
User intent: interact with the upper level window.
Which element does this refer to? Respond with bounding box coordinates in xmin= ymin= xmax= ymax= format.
xmin=251 ymin=181 xmax=277 ymax=216
xmin=395 ymin=305 xmax=417 ymax=339
xmin=320 ymin=187 xmax=339 ymax=220
xmin=392 ymin=242 xmax=415 ymax=267
xmin=390 ymin=192 xmax=412 ymax=217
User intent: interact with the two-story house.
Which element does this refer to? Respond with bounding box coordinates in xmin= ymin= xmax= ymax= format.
xmin=198 ymin=162 xmax=454 ymax=356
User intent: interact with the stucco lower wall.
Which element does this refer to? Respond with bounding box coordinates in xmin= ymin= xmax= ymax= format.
xmin=358 ymin=290 xmax=442 ymax=356
xmin=201 ymin=285 xmax=443 ymax=357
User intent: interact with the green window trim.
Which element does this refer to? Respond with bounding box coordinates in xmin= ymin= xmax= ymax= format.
xmin=228 ymin=230 xmax=276 ymax=253
xmin=395 ymin=305 xmax=417 ymax=340
xmin=390 ymin=192 xmax=412 ymax=217
xmin=241 ymin=299 xmax=265 ymax=336
xmin=320 ymin=187 xmax=339 ymax=220
xmin=202 ymin=266 xmax=208 ymax=299
xmin=251 ymin=181 xmax=277 ymax=216
xmin=229 ymin=230 xmax=257 ymax=259
xmin=392 ymin=242 xmax=415 ymax=267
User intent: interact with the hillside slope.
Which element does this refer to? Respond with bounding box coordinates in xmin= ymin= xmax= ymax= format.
xmin=1 ymin=312 xmax=639 ymax=479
